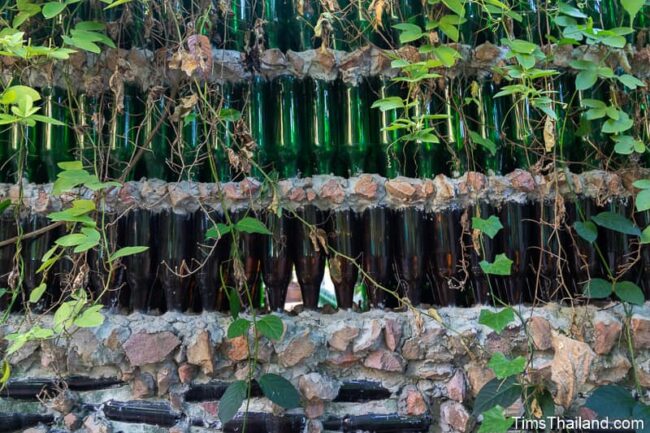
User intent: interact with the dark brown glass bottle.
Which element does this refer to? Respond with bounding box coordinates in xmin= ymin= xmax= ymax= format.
xmin=601 ymin=200 xmax=637 ymax=284
xmin=532 ymin=200 xmax=565 ymax=302
xmin=88 ymin=215 xmax=126 ymax=311
xmin=22 ymin=215 xmax=53 ymax=311
xmin=230 ymin=209 xmax=262 ymax=308
xmin=466 ymin=203 xmax=496 ymax=305
xmin=123 ymin=209 xmax=156 ymax=313
xmin=394 ymin=208 xmax=425 ymax=306
xmin=0 ymin=212 xmax=17 ymax=310
xmin=327 ymin=209 xmax=361 ymax=309
xmin=496 ymin=201 xmax=531 ymax=304
xmin=566 ymin=198 xmax=600 ymax=297
xmin=262 ymin=211 xmax=292 ymax=311
xmin=639 ymin=210 xmax=650 ymax=298
xmin=362 ymin=207 xmax=393 ymax=308
xmin=158 ymin=209 xmax=193 ymax=312
xmin=430 ymin=209 xmax=463 ymax=306
xmin=292 ymin=205 xmax=326 ymax=309
xmin=194 ymin=210 xmax=230 ymax=312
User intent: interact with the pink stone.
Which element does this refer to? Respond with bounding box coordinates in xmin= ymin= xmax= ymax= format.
xmin=363 ymin=349 xmax=405 ymax=372
xmin=226 ymin=336 xmax=250 ymax=362
xmin=446 ymin=369 xmax=467 ymax=402
xmin=384 ymin=318 xmax=402 ymax=352
xmin=123 ymin=331 xmax=180 ymax=366
xmin=440 ymin=401 xmax=471 ymax=432
xmin=631 ymin=315 xmax=650 ymax=350
xmin=529 ymin=316 xmax=552 ymax=351
xmin=354 ymin=175 xmax=378 ymax=199
xmin=593 ymin=314 xmax=622 ymax=355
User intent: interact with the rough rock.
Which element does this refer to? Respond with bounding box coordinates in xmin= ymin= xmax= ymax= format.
xmin=528 ymin=316 xmax=553 ymax=351
xmin=226 ymin=336 xmax=250 ymax=362
xmin=440 ymin=401 xmax=471 ymax=432
xmin=550 ymin=332 xmax=596 ymax=408
xmin=298 ymin=373 xmax=340 ymax=401
xmin=187 ymin=330 xmax=215 ymax=375
xmin=328 ymin=322 xmax=359 ymax=352
xmin=465 ymin=361 xmax=495 ymax=397
xmin=384 ymin=318 xmax=403 ymax=352
xmin=123 ymin=331 xmax=181 ymax=366
xmin=83 ymin=414 xmax=112 ymax=433
xmin=398 ymin=385 xmax=428 ymax=416
xmin=353 ymin=319 xmax=383 ymax=352
xmin=64 ymin=413 xmax=83 ymax=431
xmin=631 ymin=315 xmax=650 ymax=350
xmin=132 ymin=372 xmax=156 ymax=399
xmin=593 ymin=312 xmax=622 ymax=355
xmin=363 ymin=349 xmax=405 ymax=372
xmin=446 ymin=370 xmax=467 ymax=402
xmin=277 ymin=331 xmax=316 ymax=367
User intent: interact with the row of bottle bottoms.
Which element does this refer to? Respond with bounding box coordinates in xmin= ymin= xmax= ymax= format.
xmin=1 ymin=74 xmax=631 ymax=185
xmin=23 ymin=0 xmax=644 ymax=52
xmin=1 ymin=199 xmax=648 ymax=313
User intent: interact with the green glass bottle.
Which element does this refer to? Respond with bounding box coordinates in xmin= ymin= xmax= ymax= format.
xmin=263 ymin=0 xmax=285 ymax=50
xmin=225 ymin=0 xmax=255 ymax=50
xmin=40 ymin=87 xmax=72 ymax=182
xmin=506 ymin=95 xmax=536 ymax=171
xmin=213 ymin=83 xmax=237 ymax=182
xmin=586 ymin=0 xmax=620 ymax=29
xmin=75 ymin=93 xmax=101 ymax=169
xmin=142 ymin=93 xmax=171 ymax=181
xmin=245 ymin=76 xmax=272 ymax=177
xmin=270 ymin=75 xmax=300 ymax=178
xmin=416 ymin=93 xmax=445 ymax=178
xmin=305 ymin=78 xmax=336 ymax=175
xmin=178 ymin=105 xmax=207 ymax=182
xmin=11 ymin=121 xmax=41 ymax=183
xmin=459 ymin=0 xmax=488 ymax=46
xmin=374 ymin=77 xmax=403 ymax=178
xmin=513 ymin=0 xmax=541 ymax=43
xmin=576 ymin=82 xmax=608 ymax=170
xmin=289 ymin=0 xmax=318 ymax=50
xmin=444 ymin=78 xmax=470 ymax=177
xmin=553 ymin=75 xmax=582 ymax=171
xmin=109 ymin=86 xmax=143 ymax=180
xmin=0 ymin=123 xmax=11 ymax=182
xmin=476 ymin=80 xmax=507 ymax=174
xmin=339 ymin=80 xmax=371 ymax=176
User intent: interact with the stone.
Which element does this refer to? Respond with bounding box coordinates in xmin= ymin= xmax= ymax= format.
xmin=277 ymin=331 xmax=316 ymax=367
xmin=352 ymin=319 xmax=383 ymax=352
xmin=157 ymin=364 xmax=179 ymax=395
xmin=354 ymin=175 xmax=378 ymax=199
xmin=64 ymin=413 xmax=83 ymax=431
xmin=398 ymin=385 xmax=428 ymax=416
xmin=23 ymin=428 xmax=47 ymax=433
xmin=550 ymin=332 xmax=596 ymax=408
xmin=132 ymin=372 xmax=156 ymax=399
xmin=226 ymin=336 xmax=249 ymax=361
xmin=305 ymin=400 xmax=325 ymax=419
xmin=402 ymin=338 xmax=425 ymax=360
xmin=83 ymin=414 xmax=112 ymax=433
xmin=169 ymin=424 xmax=190 ymax=433
xmin=326 ymin=348 xmax=361 ymax=366
xmin=319 ymin=179 xmax=345 ymax=204
xmin=593 ymin=311 xmax=622 ymax=355
xmin=440 ymin=401 xmax=471 ymax=433
xmin=465 ymin=362 xmax=495 ymax=397
xmin=178 ymin=363 xmax=196 ymax=384
xmin=408 ymin=361 xmax=454 ymax=380
xmin=446 ymin=370 xmax=467 ymax=402
xmin=528 ymin=316 xmax=552 ymax=351
xmin=363 ymin=349 xmax=405 ymax=372
xmin=123 ymin=331 xmax=180 ymax=367
xmin=385 ymin=179 xmax=416 ymax=200
xmin=308 ymin=419 xmax=324 ymax=433
xmin=328 ymin=322 xmax=359 ymax=352
xmin=384 ymin=318 xmax=402 ymax=352
xmin=299 ymin=373 xmax=340 ymax=401
xmin=592 ymin=352 xmax=631 ymax=384
xmin=50 ymin=390 xmax=78 ymax=414
xmin=631 ymin=315 xmax=650 ymax=350
xmin=187 ymin=330 xmax=214 ymax=375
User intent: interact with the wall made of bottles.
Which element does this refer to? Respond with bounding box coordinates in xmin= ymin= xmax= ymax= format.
xmin=1 ymin=0 xmax=650 ymax=315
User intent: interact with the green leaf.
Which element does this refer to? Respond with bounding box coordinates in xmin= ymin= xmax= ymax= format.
xmin=442 ymin=0 xmax=465 ymax=16
xmin=58 ymin=160 xmax=83 ymax=170
xmin=393 ymin=23 xmax=423 ymax=43
xmin=55 ymin=233 xmax=86 ymax=247
xmin=469 ymin=131 xmax=497 ymax=156
xmin=110 ymin=246 xmax=149 ymax=261
xmin=371 ymin=96 xmax=405 ymax=112
xmin=235 ymin=217 xmax=271 ymax=235
xmin=478 ymin=307 xmax=515 ymax=334
xmin=206 ymin=223 xmax=232 ymax=239
xmin=439 ymin=21 xmax=460 ymax=41
xmin=74 ymin=21 xmax=106 ymax=31
xmin=256 ymin=315 xmax=284 ymax=340
xmin=583 ymin=278 xmax=613 ymax=299
xmin=634 ymin=180 xmax=650 ymax=189
xmin=488 ymin=353 xmax=526 ymax=379
xmin=479 ymin=254 xmax=513 ymax=276
xmin=558 ymin=1 xmax=588 ymax=18
xmin=73 ymin=305 xmax=104 ymax=328
xmin=621 ymin=0 xmax=644 ymax=20
xmin=575 ymin=70 xmax=597 ymax=90
xmin=637 ymin=189 xmax=650 ymax=212
xmin=591 ymin=211 xmax=641 ymax=236
xmin=219 ymin=108 xmax=241 ymax=122
xmin=641 ymin=226 xmax=650 ymax=244
xmin=0 ymin=199 xmax=11 ymax=214
xmin=508 ymin=39 xmax=537 ymax=54
xmin=478 ymin=406 xmax=514 ymax=433
xmin=104 ymin=0 xmax=134 ymax=9
xmin=472 ymin=215 xmax=503 ymax=239
xmin=613 ymin=135 xmax=643 ymax=155
xmin=574 ymin=221 xmax=598 ymax=243
xmin=615 ymin=281 xmax=645 ymax=305
xmin=617 ymin=74 xmax=645 ymax=90
xmin=218 ymin=380 xmax=247 ymax=423
xmin=227 ymin=318 xmax=251 ymax=339
xmin=632 ymin=403 xmax=650 ymax=433
xmin=228 ymin=287 xmax=241 ymax=320
xmin=42 ymin=2 xmax=66 ymax=18
xmin=258 ymin=373 xmax=301 ymax=409
xmin=473 ymin=376 xmax=522 ymax=415
xmin=602 ymin=112 xmax=634 ymax=134
xmin=29 ymin=282 xmax=47 ymax=303
xmin=432 ymin=45 xmax=460 ymax=67
xmin=585 ymin=384 xmax=636 ymax=419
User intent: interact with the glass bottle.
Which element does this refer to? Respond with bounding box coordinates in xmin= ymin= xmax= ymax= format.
xmin=394 ymin=207 xmax=425 ymax=306
xmin=444 ymin=78 xmax=470 ymax=177
xmin=123 ymin=209 xmax=156 ymax=313
xmin=75 ymin=93 xmax=101 ymax=169
xmin=639 ymin=209 xmax=650 ymax=297
xmin=506 ymin=95 xmax=537 ymax=171
xmin=142 ymin=93 xmax=172 ymax=181
xmin=270 ymin=75 xmax=301 ymax=178
xmin=230 ymin=209 xmax=262 ymax=308
xmin=0 ymin=212 xmax=17 ymax=309
xmin=476 ymin=79 xmax=507 ymax=175
xmin=496 ymin=201 xmax=531 ymax=304
xmin=88 ymin=214 xmax=126 ymax=310
xmin=566 ymin=197 xmax=600 ymax=297
xmin=263 ymin=0 xmax=286 ymax=50
xmin=178 ymin=105 xmax=207 ymax=182
xmin=11 ymin=121 xmax=41 ymax=183
xmin=327 ymin=209 xmax=361 ymax=309
xmin=158 ymin=209 xmax=193 ymax=312
xmin=39 ymin=87 xmax=72 ymax=182
xmin=292 ymin=205 xmax=326 ymax=309
xmin=339 ymin=80 xmax=371 ymax=176
xmin=531 ymin=199 xmax=565 ymax=302
xmin=194 ymin=210 xmax=230 ymax=311
xmin=213 ymin=83 xmax=239 ymax=182
xmin=362 ymin=207 xmax=393 ymax=308
xmin=601 ymin=200 xmax=636 ymax=283
xmin=374 ymin=77 xmax=403 ymax=178
xmin=305 ymin=78 xmax=337 ymax=175
xmin=430 ymin=208 xmax=463 ymax=306
xmin=466 ymin=202 xmax=496 ymax=305
xmin=246 ymin=76 xmax=272 ymax=177
xmin=417 ymin=88 xmax=446 ymax=178
xmin=109 ymin=86 xmax=143 ymax=180
xmin=225 ymin=0 xmax=255 ymax=50
xmin=262 ymin=210 xmax=292 ymax=311
xmin=576 ymin=82 xmax=608 ymax=171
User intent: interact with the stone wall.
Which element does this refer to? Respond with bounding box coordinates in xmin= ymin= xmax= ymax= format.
xmin=2 ymin=304 xmax=649 ymax=433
